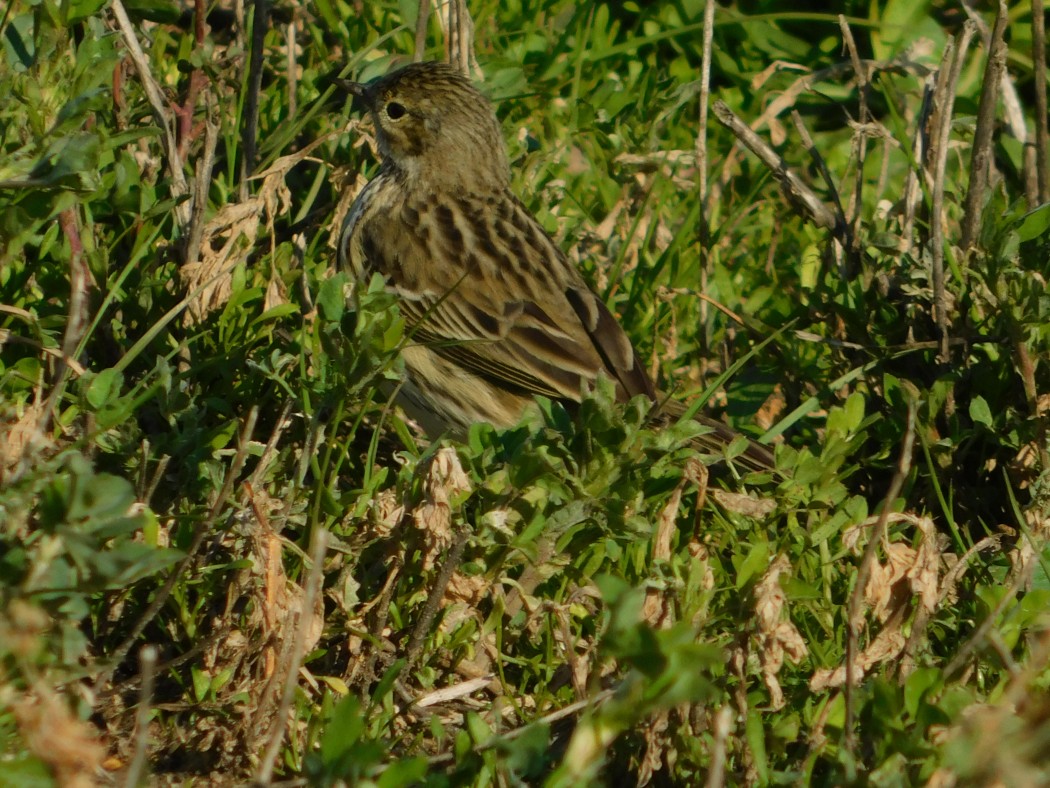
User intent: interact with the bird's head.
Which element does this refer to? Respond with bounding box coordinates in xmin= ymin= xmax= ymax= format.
xmin=336 ymin=61 xmax=510 ymax=190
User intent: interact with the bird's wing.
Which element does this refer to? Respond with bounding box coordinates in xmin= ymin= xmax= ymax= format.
xmin=350 ymin=190 xmax=656 ymax=404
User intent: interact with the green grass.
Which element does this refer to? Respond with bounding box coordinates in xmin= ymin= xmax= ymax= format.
xmin=1 ymin=0 xmax=1048 ymax=784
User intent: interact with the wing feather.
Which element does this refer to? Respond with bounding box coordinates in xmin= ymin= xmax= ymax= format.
xmin=350 ymin=188 xmax=657 ymax=404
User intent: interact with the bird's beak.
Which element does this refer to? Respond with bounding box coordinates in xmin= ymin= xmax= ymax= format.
xmin=321 ymin=70 xmax=373 ymax=111
xmin=332 ymin=77 xmax=367 ymax=98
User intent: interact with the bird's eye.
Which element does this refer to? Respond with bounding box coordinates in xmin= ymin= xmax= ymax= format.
xmin=386 ymin=102 xmax=407 ymax=120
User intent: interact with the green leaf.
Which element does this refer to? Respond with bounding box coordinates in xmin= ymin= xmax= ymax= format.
xmin=85 ymin=368 xmax=124 ymax=409
xmin=1017 ymin=202 xmax=1050 ymax=242
xmin=376 ymin=757 xmax=428 ymax=788
xmin=968 ymin=396 xmax=993 ymax=428
xmin=317 ymin=272 xmax=348 ymax=322
xmin=745 ymin=708 xmax=769 ymax=784
xmin=734 ymin=541 xmax=769 ymax=589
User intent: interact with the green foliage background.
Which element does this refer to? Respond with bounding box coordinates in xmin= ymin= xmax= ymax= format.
xmin=1 ymin=0 xmax=1048 ymax=784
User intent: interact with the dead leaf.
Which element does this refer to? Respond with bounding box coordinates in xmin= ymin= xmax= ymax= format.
xmin=13 ymin=688 xmax=106 ymax=788
xmin=754 ymin=556 xmax=808 ymax=710
xmin=710 ymin=489 xmax=777 ymax=517
xmin=412 ymin=447 xmax=472 ymax=570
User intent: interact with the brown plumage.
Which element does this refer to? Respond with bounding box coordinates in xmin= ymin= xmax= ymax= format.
xmin=337 ymin=61 xmax=773 ymax=471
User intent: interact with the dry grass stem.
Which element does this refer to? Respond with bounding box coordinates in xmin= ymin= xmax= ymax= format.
xmin=844 ymin=399 xmax=915 ymax=749
xmin=960 ymin=1 xmax=1009 ymax=251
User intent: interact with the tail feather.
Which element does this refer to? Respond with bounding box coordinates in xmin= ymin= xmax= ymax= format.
xmin=654 ymin=397 xmax=775 ymax=473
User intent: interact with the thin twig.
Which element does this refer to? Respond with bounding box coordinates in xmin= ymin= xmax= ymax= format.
xmin=900 ymin=72 xmax=936 ymax=254
xmin=790 ymin=109 xmax=848 ymax=263
xmin=839 ymin=16 xmax=867 ymax=278
xmin=92 ymin=407 xmax=260 ymax=695
xmin=242 ymin=0 xmax=270 ymax=194
xmin=354 ymin=550 xmax=403 ymax=689
xmin=110 ymin=0 xmax=190 ymax=224
xmin=960 ymin=1 xmax=1009 ymax=251
xmin=249 ymin=399 xmax=294 ymax=492
xmin=1034 ymin=0 xmax=1049 ymax=203
xmin=845 ymin=400 xmax=916 ymax=752
xmin=944 ymin=557 xmax=1037 ymax=678
xmin=414 ymin=0 xmax=430 ymax=62
xmin=932 ymin=39 xmax=957 ymax=363
xmin=405 ymin=526 xmax=471 ymax=672
xmin=24 ymin=209 xmax=91 ymax=478
xmin=143 ymin=454 xmax=171 ymax=506
xmin=183 ymin=120 xmax=219 ymax=267
xmin=255 ymin=528 xmax=330 ymax=785
xmin=710 ymin=56 xmax=934 ymax=207
xmin=705 ymin=706 xmax=734 ymax=788
xmin=930 ymin=24 xmax=975 ymax=365
xmin=1013 ymin=339 xmax=1050 ymax=474
xmin=712 ymin=101 xmax=841 ymax=237
xmin=286 ymin=15 xmax=297 ymax=119
xmin=420 ymin=688 xmax=617 ymax=767
xmin=696 ymin=0 xmax=716 ymax=326
xmin=101 ymin=626 xmax=234 ymax=697
xmin=123 ymin=645 xmax=157 ymax=788
xmin=960 ymin=0 xmax=1028 ymax=140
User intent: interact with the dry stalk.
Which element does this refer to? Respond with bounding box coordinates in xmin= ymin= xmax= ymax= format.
xmin=838 ymin=16 xmax=868 ymax=277
xmin=255 ymin=527 xmax=330 ymax=785
xmin=960 ymin=1 xmax=1009 ymax=251
xmin=414 ymin=0 xmax=430 ymax=62
xmin=1034 ymin=0 xmax=1049 ymax=203
xmin=712 ymin=101 xmax=841 ymax=238
xmin=92 ymin=407 xmax=260 ymax=695
xmin=122 ymin=645 xmax=157 ymax=788
xmin=695 ymin=0 xmax=717 ymax=326
xmin=110 ymin=0 xmax=190 ymax=224
xmin=930 ymin=24 xmax=976 ymax=366
xmin=242 ymin=0 xmax=270 ymax=192
xmin=844 ymin=399 xmax=915 ymax=752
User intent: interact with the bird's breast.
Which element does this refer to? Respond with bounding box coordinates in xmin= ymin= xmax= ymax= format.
xmin=339 ymin=171 xmax=400 ymax=281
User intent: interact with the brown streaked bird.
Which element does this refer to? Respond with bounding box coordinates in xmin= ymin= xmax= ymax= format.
xmin=336 ymin=61 xmax=773 ymax=472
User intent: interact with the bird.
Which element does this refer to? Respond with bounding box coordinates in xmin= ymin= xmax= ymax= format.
xmin=334 ymin=61 xmax=774 ymax=472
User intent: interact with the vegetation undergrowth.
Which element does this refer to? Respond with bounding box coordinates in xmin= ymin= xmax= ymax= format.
xmin=1 ymin=0 xmax=1048 ymax=784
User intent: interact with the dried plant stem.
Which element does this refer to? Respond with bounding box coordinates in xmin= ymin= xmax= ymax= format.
xmin=696 ymin=0 xmax=716 ymax=324
xmin=445 ymin=0 xmax=475 ymax=76
xmin=900 ymin=77 xmax=935 ymax=254
xmin=711 ymin=57 xmax=934 ymax=207
xmin=57 ymin=209 xmax=89 ymax=368
xmin=255 ymin=527 xmax=330 ymax=785
xmin=286 ymin=16 xmax=298 ymax=119
xmin=92 ymin=407 xmax=259 ymax=695
xmin=945 ymin=554 xmax=1037 ymax=679
xmin=405 ymin=526 xmax=471 ymax=671
xmin=174 ymin=0 xmax=207 ymax=160
xmin=23 ymin=210 xmax=91 ymax=477
xmin=123 ymin=645 xmax=157 ymax=788
xmin=696 ymin=0 xmax=715 ymax=213
xmin=930 ymin=24 xmax=976 ymax=365
xmin=183 ymin=120 xmax=219 ymax=267
xmin=420 ymin=689 xmax=616 ymax=769
xmin=790 ymin=109 xmax=848 ymax=263
xmin=960 ymin=1 xmax=1009 ymax=251
xmin=1035 ymin=0 xmax=1049 ymax=203
xmin=705 ymin=706 xmax=734 ymax=788
xmin=354 ymin=551 xmax=403 ymax=688
xmin=414 ymin=0 xmax=430 ymax=62
xmin=110 ymin=0 xmax=190 ymax=224
xmin=839 ymin=16 xmax=867 ymax=276
xmin=845 ymin=400 xmax=915 ymax=752
xmin=242 ymin=0 xmax=270 ymax=192
xmin=713 ymin=101 xmax=841 ymax=237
